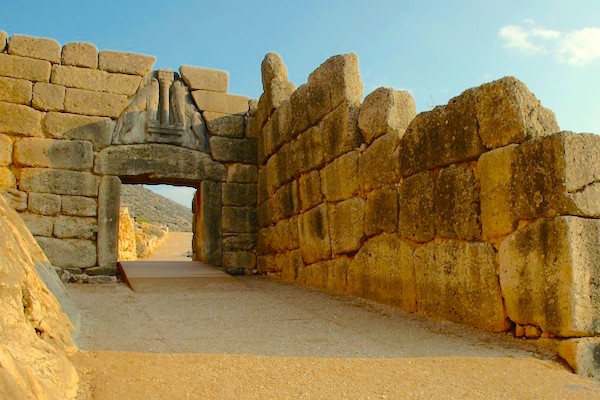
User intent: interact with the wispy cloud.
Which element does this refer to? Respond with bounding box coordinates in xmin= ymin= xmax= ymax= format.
xmin=556 ymin=28 xmax=600 ymax=66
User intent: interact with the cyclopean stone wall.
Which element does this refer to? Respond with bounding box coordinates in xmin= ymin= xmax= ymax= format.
xmin=0 ymin=31 xmax=258 ymax=274
xmin=255 ymin=52 xmax=600 ymax=378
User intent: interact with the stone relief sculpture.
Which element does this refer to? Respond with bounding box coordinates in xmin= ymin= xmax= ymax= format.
xmin=113 ymin=70 xmax=209 ymax=152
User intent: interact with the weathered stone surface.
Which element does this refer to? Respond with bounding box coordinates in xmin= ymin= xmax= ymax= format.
xmin=400 ymin=88 xmax=485 ymax=177
xmin=297 ymin=125 xmax=325 ymax=173
xmin=245 ymin=115 xmax=258 ymax=138
xmin=98 ymin=50 xmax=155 ymax=76
xmin=222 ymin=234 xmax=256 ymax=251
xmin=257 ymin=255 xmax=276 ymax=274
xmin=261 ymin=52 xmax=288 ymax=92
xmin=257 ymin=168 xmax=268 ymax=205
xmin=54 ymin=216 xmax=97 ymax=239
xmin=0 ymin=167 xmax=15 ymax=189
xmin=358 ymin=133 xmax=400 ymax=192
xmin=8 ymin=34 xmax=60 ymax=63
xmin=268 ymin=181 xmax=300 ymax=224
xmin=32 ymin=82 xmax=65 ymax=111
xmin=299 ymin=170 xmax=323 ymax=212
xmin=222 ymin=183 xmax=256 ymax=206
xmin=64 ymin=88 xmax=128 ymax=118
xmin=364 ymin=187 xmax=398 ymax=237
xmin=0 ymin=53 xmax=51 ymax=82
xmin=117 ymin=207 xmax=136 ymax=261
xmin=204 ymin=111 xmax=244 ymax=137
xmin=209 ymin=136 xmax=257 ymax=164
xmin=0 ymin=30 xmax=5 ymax=52
xmin=398 ymin=170 xmax=437 ymax=242
xmin=0 ymin=76 xmax=32 ymax=105
xmin=289 ymin=84 xmax=311 ymax=136
xmin=557 ymin=338 xmax=600 ymax=380
xmin=97 ymin=176 xmax=120 ymax=269
xmin=270 ymin=216 xmax=300 ymax=252
xmin=297 ymin=203 xmax=332 ymax=264
xmin=358 ymin=88 xmax=416 ymax=144
xmin=222 ymin=251 xmax=256 ymax=270
xmin=302 ymin=261 xmax=328 ymax=288
xmin=0 ymin=102 xmax=41 ymax=136
xmin=20 ymin=168 xmax=99 ymax=197
xmin=499 ymin=216 xmax=600 ymax=336
xmin=14 ymin=138 xmax=93 ymax=171
xmin=104 ymin=73 xmax=142 ymax=96
xmin=329 ymin=198 xmax=365 ymax=255
xmin=475 ymin=77 xmax=559 ymax=149
xmin=42 ymin=112 xmax=115 ymax=151
xmin=20 ymin=213 xmax=54 ymax=236
xmin=0 ymin=134 xmax=13 ymax=166
xmin=280 ymin=249 xmax=305 ymax=283
xmin=95 ymin=144 xmax=226 ymax=183
xmin=28 ymin=192 xmax=61 ymax=216
xmin=222 ymin=206 xmax=257 ymax=233
xmin=414 ymin=240 xmax=508 ymax=332
xmin=320 ymin=150 xmax=359 ymax=202
xmin=348 ymin=234 xmax=416 ymax=311
xmin=227 ymin=164 xmax=257 ymax=183
xmin=36 ymin=236 xmax=97 ymax=268
xmin=194 ymin=181 xmax=222 ymax=266
xmin=179 ymin=66 xmax=228 ymax=92
xmin=320 ymin=102 xmax=362 ymax=162
xmin=61 ymin=195 xmax=97 ymax=217
xmin=192 ymin=90 xmax=249 ymax=115
xmin=61 ymin=42 xmax=98 ymax=69
xmin=51 ymin=65 xmax=106 ymax=91
xmin=2 ymin=188 xmax=28 ymax=211
xmin=435 ymin=163 xmax=481 ymax=241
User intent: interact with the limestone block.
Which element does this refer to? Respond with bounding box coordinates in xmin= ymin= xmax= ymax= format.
xmin=98 ymin=50 xmax=155 ymax=76
xmin=204 ymin=111 xmax=244 ymax=138
xmin=0 ymin=76 xmax=32 ymax=104
xmin=97 ymin=176 xmax=120 ymax=269
xmin=257 ymin=255 xmax=276 ymax=274
xmin=297 ymin=125 xmax=325 ymax=173
xmin=275 ymin=99 xmax=293 ymax=145
xmin=276 ymin=139 xmax=301 ymax=185
xmin=227 ymin=164 xmax=257 ymax=183
xmin=0 ymin=53 xmax=51 ymax=82
xmin=61 ymin=42 xmax=98 ymax=69
xmin=51 ymin=65 xmax=106 ymax=92
xmin=290 ymin=84 xmax=311 ymax=136
xmin=435 ymin=164 xmax=481 ymax=241
xmin=0 ymin=30 xmax=5 ymax=52
xmin=64 ymin=88 xmax=128 ymax=118
xmin=209 ymin=137 xmax=257 ymax=164
xmin=36 ymin=237 xmax=97 ymax=268
xmin=104 ymin=73 xmax=142 ymax=96
xmin=348 ymin=233 xmax=416 ymax=312
xmin=499 ymin=216 xmax=600 ymax=336
xmin=269 ymin=180 xmax=300 ymax=223
xmin=0 ymin=167 xmax=15 ymax=189
xmin=222 ymin=234 xmax=256 ymax=251
xmin=54 ymin=216 xmax=97 ymax=239
xmin=222 ymin=251 xmax=256 ymax=270
xmin=557 ymin=338 xmax=600 ymax=380
xmin=2 ymin=188 xmax=28 ymax=211
xmin=95 ymin=144 xmax=226 ymax=183
xmin=61 ymin=195 xmax=97 ymax=217
xmin=32 ymin=83 xmax=65 ymax=112
xmin=320 ymin=150 xmax=359 ymax=202
xmin=358 ymin=88 xmax=416 ymax=144
xmin=358 ymin=133 xmax=400 ymax=192
xmin=42 ymin=112 xmax=114 ymax=151
xmin=222 ymin=183 xmax=256 ymax=206
xmin=303 ymin=262 xmax=327 ymax=288
xmin=297 ymin=203 xmax=332 ymax=264
xmin=0 ymin=102 xmax=41 ymax=136
xmin=21 ymin=213 xmax=54 ymax=236
xmin=261 ymin=52 xmax=289 ymax=91
xmin=414 ymin=240 xmax=508 ymax=332
xmin=0 ymin=134 xmax=13 ymax=166
xmin=320 ymin=102 xmax=362 ymax=162
xmin=14 ymin=138 xmax=93 ymax=171
xmin=179 ymin=66 xmax=228 ymax=93
xmin=192 ymin=90 xmax=249 ymax=115
xmin=245 ymin=116 xmax=258 ymax=139
xmin=195 ymin=181 xmax=222 ymax=266
xmin=222 ymin=206 xmax=258 ymax=233
xmin=261 ymin=117 xmax=275 ymax=161
xmin=400 ymin=88 xmax=485 ymax=177
xmin=270 ymin=216 xmax=300 ymax=252
xmin=398 ymin=170 xmax=436 ymax=243
xmin=28 ymin=192 xmax=61 ymax=216
xmin=299 ymin=170 xmax=323 ymax=212
xmin=19 ymin=168 xmax=99 ymax=197
xmin=329 ymin=198 xmax=365 ymax=255
xmin=281 ymin=249 xmax=304 ymax=283
xmin=8 ymin=35 xmax=60 ymax=63
xmin=323 ymin=256 xmax=350 ymax=294
xmin=364 ymin=187 xmax=398 ymax=237
xmin=475 ymin=77 xmax=558 ymax=149
xmin=257 ymin=168 xmax=268 ymax=205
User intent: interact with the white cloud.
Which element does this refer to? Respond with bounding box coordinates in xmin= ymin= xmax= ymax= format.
xmin=556 ymin=28 xmax=600 ymax=66
xmin=498 ymin=25 xmax=544 ymax=54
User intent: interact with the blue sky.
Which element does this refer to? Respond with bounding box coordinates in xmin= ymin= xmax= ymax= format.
xmin=3 ymin=1 xmax=599 ymax=207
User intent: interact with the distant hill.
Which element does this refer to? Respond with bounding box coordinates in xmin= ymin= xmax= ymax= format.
xmin=120 ymin=185 xmax=193 ymax=232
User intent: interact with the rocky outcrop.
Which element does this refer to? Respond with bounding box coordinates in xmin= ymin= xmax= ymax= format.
xmin=117 ymin=207 xmax=137 ymax=260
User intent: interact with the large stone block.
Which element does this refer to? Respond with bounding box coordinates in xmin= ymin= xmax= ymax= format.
xmin=320 ymin=102 xmax=362 ymax=162
xmin=400 ymin=88 xmax=485 ymax=177
xmin=20 ymin=213 xmax=54 ymax=236
xmin=35 ymin=237 xmax=97 ymax=268
xmin=14 ymin=138 xmax=93 ymax=171
xmin=297 ymin=125 xmax=325 ymax=173
xmin=358 ymin=87 xmax=416 ymax=144
xmin=414 ymin=240 xmax=508 ymax=332
xmin=289 ymin=84 xmax=311 ymax=136
xmin=104 ymin=72 xmax=142 ymax=96
xmin=320 ymin=150 xmax=359 ymax=202
xmin=227 ymin=164 xmax=257 ymax=183
xmin=0 ymin=53 xmax=51 ymax=82
xmin=2 ymin=188 xmax=28 ymax=211
xmin=222 ymin=206 xmax=258 ymax=233
xmin=61 ymin=195 xmax=97 ymax=217
xmin=0 ymin=167 xmax=15 ymax=189
xmin=179 ymin=66 xmax=228 ymax=93
xmin=61 ymin=42 xmax=98 ymax=69
xmin=97 ymin=176 xmax=120 ymax=268
xmin=222 ymin=251 xmax=256 ymax=270
xmin=95 ymin=144 xmax=226 ymax=183
xmin=222 ymin=183 xmax=256 ymax=206
xmin=204 ymin=111 xmax=244 ymax=138
xmin=281 ymin=249 xmax=305 ymax=283
xmin=364 ymin=187 xmax=398 ymax=237
xmin=302 ymin=261 xmax=328 ymax=288
xmin=0 ymin=102 xmax=41 ymax=136
xmin=358 ymin=133 xmax=400 ymax=192
xmin=299 ymin=170 xmax=323 ymax=212
xmin=194 ymin=181 xmax=222 ymax=266
xmin=8 ymin=34 xmax=60 ymax=63
xmin=0 ymin=134 xmax=13 ymax=166
xmin=32 ymin=82 xmax=65 ymax=112
xmin=398 ymin=170 xmax=436 ymax=243
xmin=98 ymin=50 xmax=155 ymax=76
xmin=64 ymin=88 xmax=128 ymax=118
xmin=19 ymin=168 xmax=99 ymax=197
xmin=0 ymin=76 xmax=32 ymax=105
xmin=269 ymin=180 xmax=300 ymax=223
xmin=209 ymin=137 xmax=257 ymax=164
xmin=222 ymin=234 xmax=256 ymax=252
xmin=28 ymin=192 xmax=61 ymax=216
xmin=0 ymin=30 xmax=5 ymax=52
xmin=54 ymin=216 xmax=97 ymax=239
xmin=435 ymin=163 xmax=481 ymax=241
xmin=348 ymin=233 xmax=416 ymax=312
xmin=245 ymin=115 xmax=258 ymax=139
xmin=557 ymin=338 xmax=600 ymax=380
xmin=42 ymin=112 xmax=114 ymax=151
xmin=192 ymin=90 xmax=249 ymax=115
xmin=499 ymin=216 xmax=600 ymax=337
xmin=297 ymin=203 xmax=332 ymax=264
xmin=269 ymin=216 xmax=300 ymax=252
xmin=475 ymin=77 xmax=558 ymax=149
xmin=329 ymin=198 xmax=365 ymax=255
xmin=51 ymin=65 xmax=106 ymax=92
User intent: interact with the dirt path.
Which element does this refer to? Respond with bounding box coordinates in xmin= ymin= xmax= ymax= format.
xmin=67 ymin=277 xmax=600 ymax=399
xmin=143 ymin=231 xmax=193 ymax=261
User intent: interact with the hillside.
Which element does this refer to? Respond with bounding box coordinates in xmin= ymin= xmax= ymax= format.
xmin=120 ymin=185 xmax=193 ymax=232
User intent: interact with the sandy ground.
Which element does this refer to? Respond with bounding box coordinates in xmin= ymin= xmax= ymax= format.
xmin=142 ymin=231 xmax=193 ymax=262
xmin=67 ymin=234 xmax=600 ymax=399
